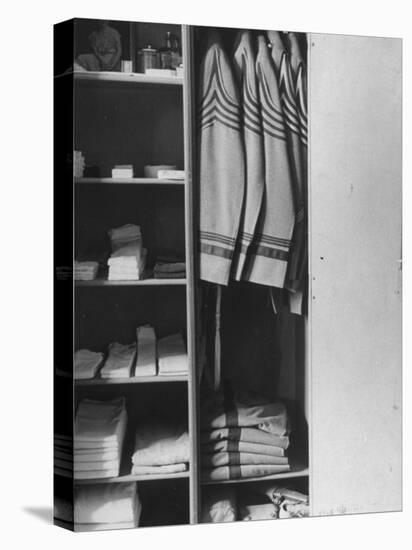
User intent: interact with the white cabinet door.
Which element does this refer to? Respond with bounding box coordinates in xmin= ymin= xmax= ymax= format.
xmin=309 ymin=33 xmax=402 ymax=515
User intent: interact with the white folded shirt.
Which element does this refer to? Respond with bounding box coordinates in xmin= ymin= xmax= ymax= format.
xmin=100 ymin=343 xmax=136 ymax=378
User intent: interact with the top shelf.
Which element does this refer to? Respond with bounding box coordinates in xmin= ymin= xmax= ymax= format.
xmin=73 ymin=71 xmax=183 ymax=87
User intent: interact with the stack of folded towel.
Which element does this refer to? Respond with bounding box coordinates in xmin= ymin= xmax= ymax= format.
xmin=54 ymin=433 xmax=73 ymax=477
xmin=74 ymin=349 xmax=104 ymax=380
xmin=74 ymin=483 xmax=141 ymax=531
xmin=107 ymin=224 xmax=147 ymax=281
xmin=158 ymin=333 xmax=188 ymax=376
xmin=74 ymin=398 xmax=127 ymax=479
xmin=134 ymin=325 xmax=157 ymax=377
xmin=74 ymin=260 xmax=99 ymax=281
xmin=100 ymin=343 xmax=136 ymax=379
xmin=153 ymin=257 xmax=186 ymax=279
xmin=131 ymin=420 xmax=189 ymax=475
xmin=201 ymin=391 xmax=290 ymax=481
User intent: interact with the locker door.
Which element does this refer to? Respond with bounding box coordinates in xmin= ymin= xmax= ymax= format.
xmin=309 ymin=34 xmax=402 ymax=515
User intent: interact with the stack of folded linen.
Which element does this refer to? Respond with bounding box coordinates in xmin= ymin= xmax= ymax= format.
xmin=100 ymin=343 xmax=136 ymax=379
xmin=158 ymin=333 xmax=188 ymax=376
xmin=54 ymin=433 xmax=73 ymax=477
xmin=107 ymin=224 xmax=147 ymax=281
xmin=134 ymin=325 xmax=157 ymax=377
xmin=131 ymin=421 xmax=189 ymax=475
xmin=74 ymin=349 xmax=104 ymax=380
xmin=74 ymin=260 xmax=99 ymax=281
xmin=201 ymin=391 xmax=290 ymax=481
xmin=153 ymin=257 xmax=186 ymax=279
xmin=74 ymin=483 xmax=141 ymax=531
xmin=74 ymin=398 xmax=127 ymax=479
xmin=264 ymin=486 xmax=309 ymax=519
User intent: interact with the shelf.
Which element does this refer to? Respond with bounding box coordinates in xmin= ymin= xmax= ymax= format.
xmin=201 ymin=467 xmax=309 ymax=485
xmin=75 ymin=277 xmax=187 ymax=287
xmin=76 ymin=374 xmax=188 ymax=386
xmin=75 ymin=177 xmax=185 ymax=185
xmin=56 ymin=470 xmax=190 ymax=485
xmin=74 ymin=71 xmax=183 ymax=87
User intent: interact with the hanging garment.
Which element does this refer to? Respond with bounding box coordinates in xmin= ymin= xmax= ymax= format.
xmin=199 ymin=34 xmax=245 ymax=285
xmin=288 ymin=32 xmax=308 ymax=314
xmin=242 ymin=35 xmax=295 ymax=288
xmin=232 ymin=31 xmax=265 ymax=280
xmin=267 ymin=31 xmax=306 ymax=312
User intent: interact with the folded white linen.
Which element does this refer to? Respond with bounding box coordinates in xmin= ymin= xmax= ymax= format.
xmin=74 ymin=459 xmax=120 ymax=471
xmin=131 ymin=463 xmax=187 ymax=475
xmin=158 ymin=333 xmax=188 ymax=375
xmin=74 ymin=469 xmax=120 ymax=480
xmin=74 ymin=349 xmax=104 ymax=379
xmin=100 ymin=343 xmax=136 ymax=379
xmin=74 ymin=397 xmax=127 ymax=446
xmin=74 ymin=449 xmax=119 ymax=462
xmin=135 ymin=325 xmax=157 ymax=377
xmin=132 ymin=421 xmax=189 ymax=466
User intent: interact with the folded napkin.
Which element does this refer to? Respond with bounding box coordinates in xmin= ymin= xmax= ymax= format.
xmin=74 ymin=349 xmax=104 ymax=379
xmin=100 ymin=343 xmax=136 ymax=379
xmin=132 ymin=421 xmax=189 ymax=466
xmin=158 ymin=333 xmax=188 ymax=375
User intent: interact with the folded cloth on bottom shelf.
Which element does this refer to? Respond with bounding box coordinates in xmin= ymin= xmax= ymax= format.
xmin=132 ymin=421 xmax=189 ymax=466
xmin=74 ymin=520 xmax=138 ymax=532
xmin=202 ymin=452 xmax=289 ymax=468
xmin=203 ymin=464 xmax=290 ymax=482
xmin=74 ymin=483 xmax=139 ymax=524
xmin=74 ymin=349 xmax=104 ymax=379
xmin=202 ymin=439 xmax=286 ymax=457
xmin=157 ymin=333 xmax=188 ymax=375
xmin=239 ymin=503 xmax=277 ymax=521
xmin=201 ymin=427 xmax=289 ymax=449
xmin=131 ymin=463 xmax=188 ymax=475
xmin=201 ymin=486 xmax=237 ymax=523
xmin=135 ymin=325 xmax=156 ymax=377
xmin=100 ymin=343 xmax=136 ymax=379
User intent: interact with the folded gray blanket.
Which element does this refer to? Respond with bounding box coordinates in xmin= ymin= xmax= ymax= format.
xmin=202 ymin=452 xmax=289 ymax=468
xmin=203 ymin=463 xmax=290 ymax=481
xmin=200 ymin=427 xmax=289 ymax=450
xmin=202 ymin=438 xmax=286 ymax=457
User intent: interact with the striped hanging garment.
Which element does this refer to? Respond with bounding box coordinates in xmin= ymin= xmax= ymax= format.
xmin=232 ymin=31 xmax=265 ymax=281
xmin=199 ymin=34 xmax=245 ymax=285
xmin=268 ymin=31 xmax=306 ymax=313
xmin=242 ymin=35 xmax=295 ymax=288
xmin=288 ymin=32 xmax=308 ymax=313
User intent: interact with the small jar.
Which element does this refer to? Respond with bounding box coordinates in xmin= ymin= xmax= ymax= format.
xmin=137 ymin=45 xmax=159 ymax=73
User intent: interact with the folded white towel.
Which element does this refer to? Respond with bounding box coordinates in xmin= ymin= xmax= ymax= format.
xmin=100 ymin=343 xmax=136 ymax=379
xmin=75 ymin=398 xmax=127 ymax=446
xmin=74 ymin=469 xmax=120 ymax=480
xmin=135 ymin=325 xmax=157 ymax=376
xmin=74 ymin=459 xmax=120 ymax=471
xmin=132 ymin=421 xmax=189 ymax=466
xmin=158 ymin=333 xmax=188 ymax=375
xmin=131 ymin=463 xmax=187 ymax=475
xmin=74 ymin=349 xmax=104 ymax=379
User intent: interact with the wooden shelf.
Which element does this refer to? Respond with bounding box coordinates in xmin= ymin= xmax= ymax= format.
xmin=74 ymin=71 xmax=183 ymax=87
xmin=75 ymin=177 xmax=185 ymax=185
xmin=75 ymin=276 xmax=187 ymax=287
xmin=67 ymin=471 xmax=190 ymax=485
xmin=76 ymin=374 xmax=188 ymax=386
xmin=201 ymin=465 xmax=309 ymax=486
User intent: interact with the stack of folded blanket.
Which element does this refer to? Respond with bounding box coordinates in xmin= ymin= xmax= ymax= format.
xmin=74 ymin=483 xmax=141 ymax=531
xmin=100 ymin=343 xmax=136 ymax=379
xmin=74 ymin=349 xmax=104 ymax=379
xmin=135 ymin=325 xmax=157 ymax=377
xmin=74 ymin=398 xmax=127 ymax=479
xmin=74 ymin=260 xmax=99 ymax=281
xmin=107 ymin=224 xmax=147 ymax=281
xmin=201 ymin=391 xmax=290 ymax=481
xmin=131 ymin=420 xmax=189 ymax=475
xmin=158 ymin=333 xmax=188 ymax=376
xmin=153 ymin=257 xmax=186 ymax=279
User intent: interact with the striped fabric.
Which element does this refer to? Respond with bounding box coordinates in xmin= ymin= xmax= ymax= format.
xmin=232 ymin=31 xmax=265 ymax=280
xmin=268 ymin=31 xmax=307 ymax=313
xmin=242 ymin=35 xmax=295 ymax=288
xmin=199 ymin=35 xmax=245 ymax=285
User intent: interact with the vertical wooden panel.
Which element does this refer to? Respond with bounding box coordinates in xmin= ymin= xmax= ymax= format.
xmin=182 ymin=25 xmax=199 ymax=524
xmin=309 ymin=34 xmax=402 ymax=515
